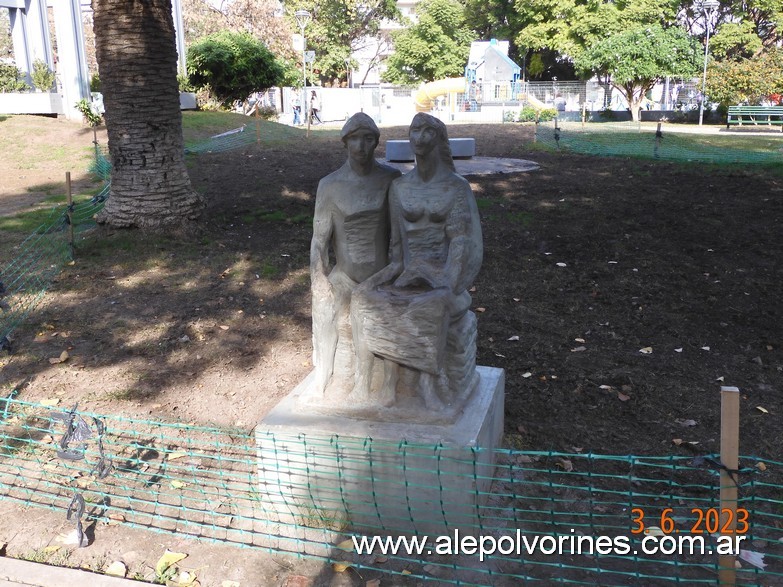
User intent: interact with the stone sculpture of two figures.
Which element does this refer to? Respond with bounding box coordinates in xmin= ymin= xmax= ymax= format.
xmin=309 ymin=112 xmax=483 ymax=420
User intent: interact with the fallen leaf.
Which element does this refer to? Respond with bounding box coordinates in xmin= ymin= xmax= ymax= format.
xmin=756 ymin=462 xmax=767 ymax=472
xmin=507 ymin=335 xmax=520 ymax=341
xmin=574 ymin=338 xmax=585 ymax=343
xmin=401 ymin=570 xmax=411 ymax=575
xmin=373 ymin=555 xmax=388 ymax=564
xmin=738 ymin=550 xmax=766 ymax=569
xmin=672 ymin=438 xmax=683 ymax=446
xmin=512 ymin=297 xmax=520 ymax=302
xmin=170 ymin=570 xmax=199 ymax=586
xmin=219 ymin=325 xmax=230 ymax=331
xmin=40 ymin=398 xmax=60 ymax=407
xmin=756 ymin=406 xmax=769 ymax=414
xmin=556 ymin=262 xmax=567 ymax=267
xmin=469 ymin=286 xmax=476 ymax=292
xmin=336 ymin=538 xmax=354 ymax=551
xmin=107 ymin=513 xmax=126 ymax=526
xmin=43 ymin=545 xmax=61 ymax=554
xmin=639 ymin=347 xmax=653 ymax=354
xmin=716 ymin=376 xmax=725 ymax=382
xmin=571 ymin=346 xmax=586 ymax=352
xmin=494 ymin=352 xmax=506 ymax=358
xmin=557 ymin=458 xmax=573 ymax=472
xmin=170 ymin=480 xmax=188 ymax=489
xmin=167 ymin=452 xmax=187 ymax=461
xmin=47 ymin=350 xmax=69 ymax=365
xmin=617 ymin=393 xmax=631 ymax=402
xmin=332 ymin=562 xmax=352 ymax=573
xmin=674 ymin=348 xmax=683 ymax=353
xmin=675 ymin=418 xmax=697 ymax=427
xmin=365 ymin=580 xmax=381 ymax=587
xmin=475 ymin=307 xmax=486 ymax=313
xmin=105 ymin=561 xmax=127 ymax=577
xmin=701 ymin=346 xmax=710 ymax=351
xmin=645 ymin=526 xmax=665 ymax=537
xmin=155 ymin=550 xmax=188 ymax=577
xmin=599 ymin=385 xmax=613 ymax=390
xmin=74 ymin=475 xmax=96 ymax=488
xmin=522 ymin=372 xmax=532 ymax=378
xmin=516 ymin=454 xmax=534 ymax=464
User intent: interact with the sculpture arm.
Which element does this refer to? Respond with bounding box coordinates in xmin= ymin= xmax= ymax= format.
xmin=310 ymin=183 xmax=334 ymax=292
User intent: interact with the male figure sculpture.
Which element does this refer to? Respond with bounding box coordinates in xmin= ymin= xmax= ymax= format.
xmin=310 ymin=113 xmax=401 ymax=399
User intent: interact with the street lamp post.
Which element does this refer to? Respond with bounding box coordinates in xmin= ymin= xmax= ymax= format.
xmin=698 ymin=0 xmax=720 ymax=127
xmin=295 ymin=10 xmax=311 ymax=130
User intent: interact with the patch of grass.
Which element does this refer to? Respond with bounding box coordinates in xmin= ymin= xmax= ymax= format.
xmin=475 ymin=197 xmax=493 ymax=210
xmin=259 ymin=261 xmax=278 ymax=278
xmin=507 ymin=211 xmax=533 ymax=227
xmin=181 ymin=111 xmax=304 ymax=146
xmin=26 ymin=182 xmax=62 ymax=195
xmin=240 ymin=209 xmax=312 ymax=224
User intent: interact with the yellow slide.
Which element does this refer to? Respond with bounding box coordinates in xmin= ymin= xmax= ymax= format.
xmin=414 ymin=77 xmax=467 ymax=112
xmin=521 ymin=92 xmax=548 ymax=110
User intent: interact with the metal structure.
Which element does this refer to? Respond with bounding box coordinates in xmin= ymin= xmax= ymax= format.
xmin=698 ymin=0 xmax=720 ymax=126
xmin=0 ymin=0 xmax=186 ymax=120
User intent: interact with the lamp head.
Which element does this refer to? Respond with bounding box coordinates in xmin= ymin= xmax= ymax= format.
xmin=295 ymin=10 xmax=311 ymax=29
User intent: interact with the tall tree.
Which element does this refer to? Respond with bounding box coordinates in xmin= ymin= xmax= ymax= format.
xmin=284 ymin=0 xmax=401 ymax=84
xmin=383 ymin=0 xmax=472 ymax=85
xmin=94 ymin=0 xmax=203 ymax=230
xmin=181 ymin=0 xmax=294 ymax=57
xmin=574 ymin=24 xmax=701 ymax=121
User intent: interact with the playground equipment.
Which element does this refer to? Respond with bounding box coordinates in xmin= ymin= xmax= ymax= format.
xmin=413 ymin=40 xmax=526 ymax=113
xmin=414 ymin=77 xmax=466 ymax=112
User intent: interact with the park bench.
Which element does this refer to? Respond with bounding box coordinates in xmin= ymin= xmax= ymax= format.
xmin=386 ymin=138 xmax=476 ymax=162
xmin=726 ymin=105 xmax=783 ymax=130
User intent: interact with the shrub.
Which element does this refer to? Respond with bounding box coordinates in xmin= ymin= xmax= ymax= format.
xmin=0 ymin=63 xmax=29 ymax=92
xmin=187 ymin=31 xmax=284 ymax=107
xmin=31 ymin=59 xmax=56 ymax=91
xmin=518 ymin=106 xmax=557 ymax=122
xmin=90 ymin=73 xmax=101 ymax=93
xmin=75 ymin=98 xmax=102 ymax=126
xmin=256 ymin=105 xmax=278 ymax=121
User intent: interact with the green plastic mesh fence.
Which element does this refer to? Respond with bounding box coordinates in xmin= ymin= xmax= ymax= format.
xmin=536 ymin=121 xmax=783 ymax=165
xmin=0 ymin=185 xmax=109 ymax=347
xmin=0 ymin=399 xmax=780 ymax=586
xmin=184 ymin=124 xmax=260 ymax=154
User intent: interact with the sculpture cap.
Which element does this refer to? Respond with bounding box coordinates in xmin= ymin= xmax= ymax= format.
xmin=341 ymin=112 xmax=380 ymax=141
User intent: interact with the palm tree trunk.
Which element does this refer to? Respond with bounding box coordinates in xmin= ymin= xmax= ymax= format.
xmin=93 ymin=0 xmax=203 ymax=230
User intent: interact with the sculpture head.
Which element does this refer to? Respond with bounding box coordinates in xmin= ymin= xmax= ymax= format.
xmin=409 ymin=112 xmax=455 ymax=171
xmin=341 ymin=113 xmax=380 ymax=167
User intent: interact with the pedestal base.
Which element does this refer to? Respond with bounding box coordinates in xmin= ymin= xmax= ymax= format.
xmin=255 ymin=366 xmax=504 ymax=535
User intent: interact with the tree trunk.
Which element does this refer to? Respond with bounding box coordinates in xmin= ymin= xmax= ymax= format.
xmin=93 ymin=0 xmax=203 ymax=230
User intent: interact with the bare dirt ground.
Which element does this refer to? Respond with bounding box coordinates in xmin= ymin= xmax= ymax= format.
xmin=0 ymin=115 xmax=781 ymax=585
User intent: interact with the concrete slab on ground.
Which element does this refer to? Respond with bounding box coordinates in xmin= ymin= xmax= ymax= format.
xmin=0 ymin=557 xmax=155 ymax=587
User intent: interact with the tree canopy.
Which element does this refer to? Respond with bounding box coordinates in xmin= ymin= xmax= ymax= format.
xmin=284 ymin=0 xmax=401 ymax=85
xmin=382 ymin=0 xmax=472 ymax=85
xmin=187 ymin=31 xmax=285 ymax=106
xmin=707 ymin=49 xmax=783 ymax=106
xmin=574 ymin=23 xmax=700 ymax=120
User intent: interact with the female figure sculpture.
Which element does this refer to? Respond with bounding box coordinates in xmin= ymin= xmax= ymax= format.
xmin=350 ymin=113 xmax=483 ymax=409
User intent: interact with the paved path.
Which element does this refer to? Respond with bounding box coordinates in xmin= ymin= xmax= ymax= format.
xmin=0 ymin=558 xmax=154 ymax=587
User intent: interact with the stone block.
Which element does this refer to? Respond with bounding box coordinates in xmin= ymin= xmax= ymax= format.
xmin=386 ymin=138 xmax=476 ymax=162
xmin=255 ymin=366 xmax=504 ymax=535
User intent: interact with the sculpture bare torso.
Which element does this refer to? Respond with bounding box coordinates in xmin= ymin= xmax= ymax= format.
xmin=350 ymin=113 xmax=483 ymax=410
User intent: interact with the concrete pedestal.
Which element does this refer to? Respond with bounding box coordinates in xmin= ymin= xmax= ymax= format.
xmin=255 ymin=366 xmax=504 ymax=535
